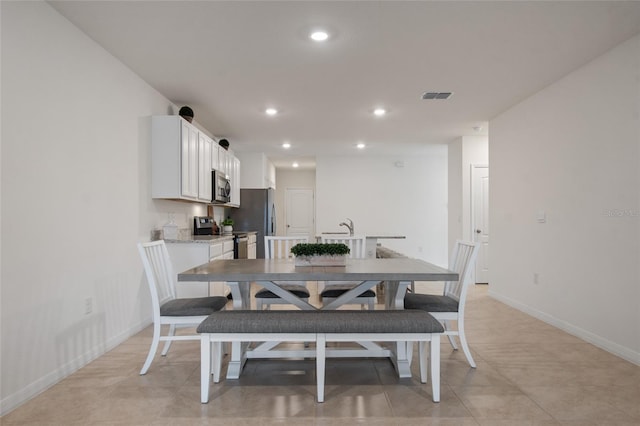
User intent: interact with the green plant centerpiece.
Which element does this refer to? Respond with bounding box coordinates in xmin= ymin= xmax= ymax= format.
xmin=290 ymin=243 xmax=350 ymax=266
xmin=221 ymin=218 xmax=234 ymax=235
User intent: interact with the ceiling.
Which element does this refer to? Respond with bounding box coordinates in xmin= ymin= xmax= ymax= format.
xmin=49 ymin=1 xmax=640 ymax=169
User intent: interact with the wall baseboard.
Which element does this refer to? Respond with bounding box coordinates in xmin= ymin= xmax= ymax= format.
xmin=0 ymin=319 xmax=152 ymax=416
xmin=488 ymin=290 xmax=640 ymax=367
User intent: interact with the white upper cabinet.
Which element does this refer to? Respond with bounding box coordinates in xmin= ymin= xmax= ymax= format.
xmin=152 ymin=116 xmax=213 ymax=203
xmin=229 ymin=155 xmax=241 ymax=206
xmin=211 ymin=143 xmax=220 ymax=174
xmin=235 ymin=152 xmax=275 ymax=189
xmin=198 ymin=132 xmax=213 ymax=202
xmin=152 ymin=115 xmax=241 ymax=206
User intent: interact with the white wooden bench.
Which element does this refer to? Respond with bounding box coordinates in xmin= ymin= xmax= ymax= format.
xmin=197 ymin=309 xmax=444 ymax=403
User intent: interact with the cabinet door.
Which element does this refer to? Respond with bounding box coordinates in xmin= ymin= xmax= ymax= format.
xmin=219 ymin=149 xmax=229 ymax=176
xmin=248 ymin=243 xmax=257 ymax=259
xmin=198 ymin=133 xmax=212 ymax=201
xmin=230 ymin=156 xmax=241 ymax=206
xmin=180 ymin=121 xmax=198 ymax=199
xmin=211 ymin=144 xmax=220 ymax=172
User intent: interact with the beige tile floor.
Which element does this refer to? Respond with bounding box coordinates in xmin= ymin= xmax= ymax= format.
xmin=3 ymin=284 xmax=640 ymax=425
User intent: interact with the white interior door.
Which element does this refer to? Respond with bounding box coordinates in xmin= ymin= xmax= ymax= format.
xmin=285 ymin=188 xmax=315 ymax=239
xmin=472 ymin=166 xmax=489 ymax=283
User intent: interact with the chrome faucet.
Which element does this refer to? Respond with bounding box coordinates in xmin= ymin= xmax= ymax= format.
xmin=339 ymin=218 xmax=354 ymax=236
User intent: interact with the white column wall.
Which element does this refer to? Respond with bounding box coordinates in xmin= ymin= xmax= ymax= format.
xmin=448 ymin=139 xmax=463 ymax=254
xmin=448 ymin=136 xmax=488 ymax=256
xmin=489 ymin=34 xmax=640 ymax=363
xmin=315 ymin=149 xmax=448 ymax=266
xmin=1 ymin=2 xmax=206 ymax=413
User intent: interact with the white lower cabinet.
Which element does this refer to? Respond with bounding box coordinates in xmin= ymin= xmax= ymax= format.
xmin=165 ymin=238 xmax=234 ymax=298
xmin=248 ymin=234 xmax=257 ymax=259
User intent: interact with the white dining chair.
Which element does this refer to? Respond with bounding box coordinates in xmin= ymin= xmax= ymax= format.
xmin=255 ymin=236 xmax=310 ymax=309
xmin=404 ymin=240 xmax=480 ymax=367
xmin=319 ymin=235 xmax=376 ymax=310
xmin=138 ymin=240 xmax=228 ymax=374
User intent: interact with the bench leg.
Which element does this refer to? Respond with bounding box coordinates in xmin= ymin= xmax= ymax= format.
xmin=316 ymin=334 xmax=326 ymax=403
xmin=430 ymin=336 xmax=440 ymax=402
xmin=201 ymin=336 xmax=211 ymax=403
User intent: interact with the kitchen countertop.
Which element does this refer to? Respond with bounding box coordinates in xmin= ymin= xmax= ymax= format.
xmin=317 ymin=233 xmax=406 ymax=239
xmin=164 ymin=234 xmax=236 ymax=244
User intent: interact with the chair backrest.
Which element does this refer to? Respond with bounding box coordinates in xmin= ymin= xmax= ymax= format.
xmin=444 ymin=240 xmax=480 ymax=303
xmin=265 ymin=236 xmax=309 ymax=259
xmin=138 ymin=240 xmax=177 ymax=318
xmin=320 ymin=235 xmax=366 ymax=259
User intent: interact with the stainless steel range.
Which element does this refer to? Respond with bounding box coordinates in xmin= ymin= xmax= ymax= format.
xmin=193 ymin=216 xmax=216 ymax=235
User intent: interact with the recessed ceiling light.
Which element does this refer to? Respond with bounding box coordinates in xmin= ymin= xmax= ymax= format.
xmin=373 ymin=108 xmax=386 ymax=117
xmin=265 ymin=108 xmax=278 ymax=116
xmin=357 ymin=142 xmax=366 ymax=149
xmin=282 ymin=142 xmax=291 ymax=149
xmin=292 ymin=162 xmax=299 ymax=168
xmin=310 ymin=31 xmax=329 ymax=42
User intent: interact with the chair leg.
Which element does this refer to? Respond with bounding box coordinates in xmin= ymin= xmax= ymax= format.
xmin=212 ymin=341 xmax=223 ymax=383
xmin=419 ymin=341 xmax=427 ymax=383
xmin=200 ymin=336 xmax=211 ymax=403
xmin=161 ymin=324 xmax=176 ymax=356
xmin=316 ymin=334 xmax=326 ymax=403
xmin=444 ymin=321 xmax=459 ymax=349
xmin=430 ymin=337 xmax=440 ymax=402
xmin=458 ymin=319 xmax=476 ymax=368
xmin=140 ymin=322 xmax=161 ymax=375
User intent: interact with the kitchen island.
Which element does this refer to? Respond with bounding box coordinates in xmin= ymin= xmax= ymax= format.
xmin=316 ymin=233 xmax=406 ymax=258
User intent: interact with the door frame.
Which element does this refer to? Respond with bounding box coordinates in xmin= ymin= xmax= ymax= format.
xmin=470 ymin=164 xmax=489 ymax=284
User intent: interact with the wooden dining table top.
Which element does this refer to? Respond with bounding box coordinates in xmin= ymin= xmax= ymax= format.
xmin=177 ymin=257 xmax=457 ymax=282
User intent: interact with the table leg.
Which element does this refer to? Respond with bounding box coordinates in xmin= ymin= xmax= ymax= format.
xmin=229 ymin=281 xmax=251 ymax=309
xmin=257 ymin=281 xmax=317 ymax=310
xmin=226 ymin=281 xmax=251 ymax=379
xmin=386 ymin=280 xmax=413 ymax=377
xmin=226 ymin=341 xmax=249 ymax=379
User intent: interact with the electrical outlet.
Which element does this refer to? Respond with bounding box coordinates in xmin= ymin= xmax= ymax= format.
xmin=418 ymin=246 xmax=423 ymax=253
xmin=533 ymin=273 xmax=539 ymax=285
xmin=85 ymin=297 xmax=93 ymax=315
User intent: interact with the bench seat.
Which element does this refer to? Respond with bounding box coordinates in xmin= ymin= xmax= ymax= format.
xmin=197 ymin=309 xmax=444 ymax=403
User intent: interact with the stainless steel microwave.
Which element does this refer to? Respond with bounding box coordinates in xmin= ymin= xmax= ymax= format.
xmin=212 ymin=170 xmax=231 ymax=203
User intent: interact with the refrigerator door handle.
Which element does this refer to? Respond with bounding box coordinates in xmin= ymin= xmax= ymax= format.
xmin=271 ymin=205 xmax=276 ymax=234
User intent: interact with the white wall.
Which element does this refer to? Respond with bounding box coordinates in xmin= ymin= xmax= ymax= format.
xmin=274 ymin=169 xmax=317 ymax=238
xmin=0 ymin=2 xmax=207 ymax=413
xmin=316 ymin=150 xmax=448 ymax=266
xmin=490 ymin=34 xmax=640 ymax=364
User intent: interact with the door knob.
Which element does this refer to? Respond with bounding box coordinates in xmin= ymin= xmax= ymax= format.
xmin=476 ymin=229 xmax=481 ymax=234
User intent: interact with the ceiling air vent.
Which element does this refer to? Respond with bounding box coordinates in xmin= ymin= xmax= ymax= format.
xmin=422 ymin=92 xmax=453 ymax=100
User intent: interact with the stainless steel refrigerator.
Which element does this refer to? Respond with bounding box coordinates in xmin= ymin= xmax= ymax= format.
xmin=229 ymin=188 xmax=275 ymax=258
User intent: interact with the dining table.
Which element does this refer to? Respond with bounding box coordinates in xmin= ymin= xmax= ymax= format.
xmin=178 ymin=257 xmax=457 ymax=379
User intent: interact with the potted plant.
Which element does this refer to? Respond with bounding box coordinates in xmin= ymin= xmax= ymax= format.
xmin=290 ymin=243 xmax=350 ymax=266
xmin=221 ymin=218 xmax=234 ymax=235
